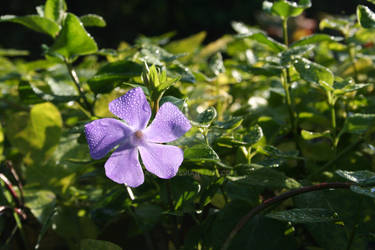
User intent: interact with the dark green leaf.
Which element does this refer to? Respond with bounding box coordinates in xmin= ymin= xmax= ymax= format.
xmin=88 ymin=60 xmax=143 ymax=94
xmin=50 ymin=13 xmax=98 ymax=59
xmin=184 ymin=144 xmax=220 ymax=161
xmin=24 ymin=189 xmax=56 ymax=223
xmin=262 ymin=145 xmax=301 ymax=160
xmin=213 ymin=117 xmax=243 ymax=130
xmin=160 ymin=96 xmax=187 ymax=111
xmin=357 ymin=5 xmax=375 ymax=29
xmin=293 ymin=57 xmax=334 ymax=86
xmin=243 ymin=125 xmax=263 ymax=145
xmin=281 ymin=45 xmax=314 ymax=65
xmin=266 ymin=208 xmax=338 ymax=223
xmin=239 ymin=33 xmax=287 ymax=52
xmin=80 ymin=239 xmax=122 ymax=250
xmin=343 ymin=113 xmax=375 ymax=134
xmin=80 ymin=14 xmax=106 ymax=27
xmin=290 ymin=34 xmax=343 ymax=47
xmin=350 ymin=186 xmax=375 ymax=199
xmin=228 ymin=168 xmax=301 ymax=189
xmin=196 ymin=107 xmax=217 ymax=126
xmin=336 ymin=170 xmax=375 ymax=186
xmin=0 ymin=15 xmax=60 ymax=37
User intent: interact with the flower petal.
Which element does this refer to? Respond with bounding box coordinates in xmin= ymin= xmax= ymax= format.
xmin=105 ymin=144 xmax=144 ymax=187
xmin=85 ymin=118 xmax=132 ymax=160
xmin=109 ymin=87 xmax=151 ymax=130
xmin=139 ymin=143 xmax=183 ymax=179
xmin=143 ymin=102 xmax=191 ymax=143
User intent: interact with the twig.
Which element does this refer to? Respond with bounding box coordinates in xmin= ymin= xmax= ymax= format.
xmin=6 ymin=161 xmax=24 ymax=205
xmin=65 ymin=60 xmax=95 ymax=116
xmin=221 ymin=182 xmax=352 ymax=250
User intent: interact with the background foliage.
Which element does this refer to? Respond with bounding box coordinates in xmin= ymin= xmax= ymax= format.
xmin=2 ymin=0 xmax=375 ymax=250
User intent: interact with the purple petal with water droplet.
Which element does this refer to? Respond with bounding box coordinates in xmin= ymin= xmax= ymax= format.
xmin=143 ymin=102 xmax=191 ymax=143
xmin=109 ymin=87 xmax=151 ymax=130
xmin=139 ymin=143 xmax=183 ymax=179
xmin=84 ymin=118 xmax=132 ymax=159
xmin=105 ymin=144 xmax=144 ymax=187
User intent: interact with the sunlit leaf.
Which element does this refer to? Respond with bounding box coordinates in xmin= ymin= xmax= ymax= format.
xmin=336 ymin=170 xmax=375 ymax=186
xmin=357 ymin=5 xmax=375 ymax=29
xmin=290 ymin=34 xmax=343 ymax=47
xmin=50 ymin=13 xmax=98 ymax=59
xmin=0 ymin=15 xmax=60 ymax=37
xmin=80 ymin=14 xmax=106 ymax=27
xmin=263 ymin=0 xmax=311 ymax=19
xmin=239 ymin=33 xmax=287 ymax=52
xmin=44 ymin=0 xmax=66 ymax=24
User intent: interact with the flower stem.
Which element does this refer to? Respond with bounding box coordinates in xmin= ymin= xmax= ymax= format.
xmin=65 ymin=60 xmax=95 ymax=116
xmin=221 ymin=182 xmax=352 ymax=250
xmin=348 ymin=43 xmax=359 ymax=83
xmin=281 ymin=69 xmax=297 ymax=136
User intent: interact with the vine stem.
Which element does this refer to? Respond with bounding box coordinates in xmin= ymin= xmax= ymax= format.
xmin=221 ymin=182 xmax=352 ymax=250
xmin=65 ymin=60 xmax=95 ymax=116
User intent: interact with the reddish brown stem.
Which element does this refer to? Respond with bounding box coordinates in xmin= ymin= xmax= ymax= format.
xmin=6 ymin=161 xmax=24 ymax=205
xmin=221 ymin=182 xmax=352 ymax=250
xmin=0 ymin=173 xmax=22 ymax=208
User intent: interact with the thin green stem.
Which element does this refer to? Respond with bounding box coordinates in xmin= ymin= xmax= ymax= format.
xmin=65 ymin=61 xmax=95 ymax=116
xmin=282 ymin=18 xmax=288 ymax=46
xmin=327 ymin=92 xmax=338 ymax=151
xmin=281 ymin=69 xmax=297 ymax=136
xmin=221 ymin=182 xmax=352 ymax=250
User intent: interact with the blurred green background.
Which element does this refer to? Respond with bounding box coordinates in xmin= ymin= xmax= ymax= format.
xmin=0 ymin=0 xmax=371 ymax=58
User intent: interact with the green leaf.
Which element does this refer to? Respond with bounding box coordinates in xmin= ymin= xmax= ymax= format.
xmin=88 ymin=60 xmax=143 ymax=94
xmin=350 ymin=186 xmax=375 ymax=199
xmin=332 ymin=80 xmax=370 ymax=95
xmin=44 ymin=0 xmax=66 ymax=24
xmin=264 ymin=0 xmax=311 ymax=19
xmin=290 ymin=34 xmax=343 ymax=47
xmin=196 ymin=107 xmax=217 ymax=126
xmin=165 ymin=31 xmax=206 ymax=54
xmin=240 ymin=33 xmax=287 ymax=52
xmin=160 ymin=96 xmax=187 ymax=111
xmin=0 ymin=15 xmax=60 ymax=37
xmin=228 ymin=168 xmax=301 ymax=189
xmin=231 ymin=21 xmax=263 ymax=35
xmin=343 ymin=113 xmax=375 ymax=134
xmin=213 ymin=117 xmax=243 ymax=130
xmin=5 ymin=102 xmax=63 ymax=164
xmin=301 ymin=129 xmax=331 ymax=140
xmin=80 ymin=14 xmax=106 ymax=27
xmin=336 ymin=170 xmax=375 ymax=186
xmin=184 ymin=144 xmax=220 ymax=161
xmin=50 ymin=13 xmax=98 ymax=60
xmin=266 ymin=208 xmax=338 ymax=223
xmin=0 ymin=49 xmax=29 ymax=56
xmin=243 ymin=125 xmax=264 ymax=145
xmin=293 ymin=57 xmax=334 ymax=86
xmin=80 ymin=239 xmax=122 ymax=250
xmin=357 ymin=5 xmax=375 ymax=29
xmin=24 ymin=189 xmax=56 ymax=223
xmin=209 ymin=52 xmax=225 ymax=76
xmin=319 ymin=17 xmax=352 ymax=37
xmin=368 ymin=0 xmax=375 ymax=4
xmin=262 ymin=145 xmax=301 ymax=160
xmin=280 ymin=45 xmax=314 ymax=65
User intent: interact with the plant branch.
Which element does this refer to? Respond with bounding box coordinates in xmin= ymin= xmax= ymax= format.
xmin=221 ymin=182 xmax=352 ymax=250
xmin=65 ymin=60 xmax=95 ymax=116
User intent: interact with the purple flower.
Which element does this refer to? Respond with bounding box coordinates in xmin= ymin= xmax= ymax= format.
xmin=84 ymin=87 xmax=191 ymax=187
